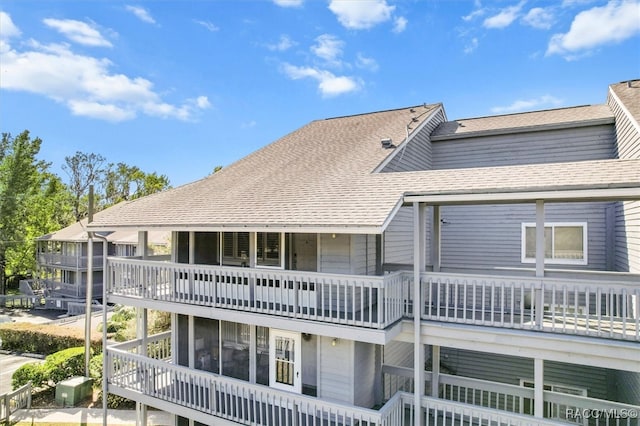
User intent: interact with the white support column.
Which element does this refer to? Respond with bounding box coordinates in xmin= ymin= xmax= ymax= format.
xmin=535 ymin=200 xmax=545 ymax=329
xmin=249 ymin=326 xmax=257 ymax=383
xmin=431 ymin=345 xmax=440 ymax=398
xmin=535 ymin=200 xmax=545 ymax=278
xmin=249 ymin=232 xmax=257 ymax=268
xmin=137 ymin=231 xmax=149 ymax=260
xmin=413 ymin=202 xmax=426 ymax=426
xmin=432 ymin=206 xmax=441 ymax=273
xmin=136 ymin=308 xmax=148 ymax=426
xmin=188 ymin=231 xmax=195 ymax=264
xmin=534 ymin=358 xmax=544 ymax=418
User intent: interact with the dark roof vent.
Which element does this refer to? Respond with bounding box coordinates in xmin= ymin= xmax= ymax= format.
xmin=381 ymin=138 xmax=395 ymax=149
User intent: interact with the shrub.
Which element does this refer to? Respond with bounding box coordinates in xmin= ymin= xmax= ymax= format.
xmin=12 ymin=362 xmax=45 ymax=390
xmin=0 ymin=322 xmax=101 ymax=355
xmin=43 ymin=346 xmax=86 ymax=384
xmin=11 ymin=346 xmax=89 ymax=390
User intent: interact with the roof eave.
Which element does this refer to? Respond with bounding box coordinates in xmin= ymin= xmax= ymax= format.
xmin=431 ymin=117 xmax=615 ymax=142
xmin=403 ymin=186 xmax=640 ymax=205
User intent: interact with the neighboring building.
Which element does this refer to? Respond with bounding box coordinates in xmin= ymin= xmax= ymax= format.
xmin=35 ymin=220 xmax=169 ymax=312
xmin=90 ymin=80 xmax=640 ymax=425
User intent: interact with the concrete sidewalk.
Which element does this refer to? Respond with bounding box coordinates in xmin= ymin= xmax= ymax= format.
xmin=10 ymin=408 xmax=172 ymax=425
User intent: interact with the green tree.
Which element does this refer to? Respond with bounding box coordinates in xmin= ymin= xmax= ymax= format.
xmin=63 ymin=151 xmax=106 ymax=221
xmin=0 ymin=131 xmax=48 ymax=293
xmin=103 ymin=162 xmax=170 ymax=207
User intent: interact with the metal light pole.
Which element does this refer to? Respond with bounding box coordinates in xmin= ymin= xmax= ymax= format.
xmin=84 ymin=185 xmax=94 ymax=377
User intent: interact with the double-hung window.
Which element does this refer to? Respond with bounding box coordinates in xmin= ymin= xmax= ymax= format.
xmin=521 ymin=222 xmax=587 ymax=265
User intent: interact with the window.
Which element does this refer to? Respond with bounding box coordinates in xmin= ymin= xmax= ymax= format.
xmin=222 ymin=232 xmax=249 ymax=266
xmin=256 ymin=232 xmax=283 ymax=268
xmin=521 ymin=222 xmax=587 ymax=265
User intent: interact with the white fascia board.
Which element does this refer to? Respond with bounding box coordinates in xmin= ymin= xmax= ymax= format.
xmin=404 ymin=187 xmax=640 ymax=205
xmin=90 ymin=224 xmax=384 ymax=235
xmin=108 ymin=295 xmax=389 ymax=344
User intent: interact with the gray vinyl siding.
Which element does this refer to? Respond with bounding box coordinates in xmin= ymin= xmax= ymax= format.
xmin=380 ymin=108 xmax=446 ymax=172
xmin=354 ymin=342 xmax=377 ymax=408
xmin=609 ymin=90 xmax=640 ymax=159
xmin=319 ymin=233 xmax=351 ymax=274
xmin=614 ymin=371 xmax=640 ymax=404
xmin=439 ymin=202 xmax=610 ymax=271
xmin=432 ymin=125 xmax=615 ymax=170
xmin=384 ymin=206 xmax=431 ymax=268
xmin=351 ymin=234 xmax=377 ymax=275
xmin=434 ymin=348 xmax=613 ymax=401
xmin=609 ymin=91 xmax=640 ymax=273
xmin=318 ymin=336 xmax=354 ymax=404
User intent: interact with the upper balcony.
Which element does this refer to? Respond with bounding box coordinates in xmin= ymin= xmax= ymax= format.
xmin=106 ymin=258 xmax=640 ymax=341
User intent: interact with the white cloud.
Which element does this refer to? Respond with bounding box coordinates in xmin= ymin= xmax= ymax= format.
xmin=328 ymin=0 xmax=395 ymax=30
xmin=522 ymin=7 xmax=555 ymax=29
xmin=267 ymin=34 xmax=296 ymax=51
xmin=194 ymin=20 xmax=219 ymax=32
xmin=483 ymin=1 xmax=526 ymax=29
xmin=0 ymin=11 xmax=21 ymax=39
xmin=0 ymin=28 xmax=209 ymax=122
xmin=273 ymin=0 xmax=303 ymax=7
xmin=281 ymin=63 xmax=361 ymax=97
xmin=356 ymin=53 xmax=378 ymax=71
xmin=464 ymin=37 xmax=479 ymax=54
xmin=125 ymin=5 xmax=156 ymax=24
xmin=547 ymin=0 xmax=640 ymax=58
xmin=393 ymin=16 xmax=408 ymax=33
xmin=43 ymin=18 xmax=112 ymax=47
xmin=491 ymin=95 xmax=563 ymax=114
xmin=462 ymin=8 xmax=485 ymax=22
xmin=311 ymin=34 xmax=344 ymax=66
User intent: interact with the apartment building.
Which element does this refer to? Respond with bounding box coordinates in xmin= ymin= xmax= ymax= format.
xmin=89 ymin=79 xmax=640 ymax=425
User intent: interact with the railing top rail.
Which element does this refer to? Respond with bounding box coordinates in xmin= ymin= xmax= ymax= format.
xmin=419 ymin=270 xmax=640 ymax=288
xmin=439 ymin=373 xmax=535 ymax=399
xmin=110 ymin=331 xmax=172 ymax=351
xmin=107 ymin=256 xmax=404 ymax=282
xmin=544 ymin=390 xmax=640 ymax=410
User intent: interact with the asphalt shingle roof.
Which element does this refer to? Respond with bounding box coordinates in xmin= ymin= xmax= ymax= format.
xmin=87 ymin=86 xmax=640 ymax=233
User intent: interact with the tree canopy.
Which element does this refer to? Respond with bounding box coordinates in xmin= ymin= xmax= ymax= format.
xmin=0 ymin=132 xmax=172 ymax=292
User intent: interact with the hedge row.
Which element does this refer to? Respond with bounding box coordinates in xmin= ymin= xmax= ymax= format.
xmin=0 ymin=322 xmax=102 ymax=355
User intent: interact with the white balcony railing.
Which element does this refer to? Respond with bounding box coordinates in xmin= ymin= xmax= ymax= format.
xmin=112 ymin=331 xmax=172 ymax=361
xmin=106 ymin=258 xmax=639 ymax=340
xmin=109 ymin=347 xmax=634 ymax=426
xmin=38 ymin=253 xmax=103 ymax=269
xmin=107 ymin=348 xmax=393 ymax=426
xmin=419 ymin=272 xmax=640 ymax=341
xmin=107 ymin=258 xmax=405 ymax=329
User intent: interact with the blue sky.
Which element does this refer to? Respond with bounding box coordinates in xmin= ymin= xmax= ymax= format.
xmin=1 ymin=0 xmax=639 ymax=187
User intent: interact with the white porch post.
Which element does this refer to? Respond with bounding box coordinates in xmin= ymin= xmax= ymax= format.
xmin=136 ymin=231 xmax=149 ymax=426
xmin=534 ymin=358 xmax=544 ymax=418
xmin=432 ymin=206 xmax=441 ymax=273
xmin=413 ymin=202 xmax=426 ymax=426
xmin=535 ymin=200 xmax=545 ymax=330
xmin=135 ymin=308 xmax=148 ymax=426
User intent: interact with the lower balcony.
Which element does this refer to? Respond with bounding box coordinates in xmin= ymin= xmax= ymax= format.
xmin=107 ymin=335 xmax=639 ymax=426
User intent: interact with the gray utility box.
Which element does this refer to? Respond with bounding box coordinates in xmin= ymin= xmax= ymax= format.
xmin=55 ymin=376 xmax=93 ymax=407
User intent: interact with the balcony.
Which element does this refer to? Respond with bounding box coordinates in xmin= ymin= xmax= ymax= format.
xmin=38 ymin=253 xmax=104 ymax=269
xmin=107 ymin=258 xmax=640 ymax=341
xmin=107 ymin=258 xmax=406 ymax=329
xmin=108 ymin=335 xmax=639 ymax=426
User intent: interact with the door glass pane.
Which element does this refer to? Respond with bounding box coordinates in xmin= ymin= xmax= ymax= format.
xmin=274 ymin=336 xmax=295 ymax=385
xmin=553 ymin=226 xmax=583 ymax=260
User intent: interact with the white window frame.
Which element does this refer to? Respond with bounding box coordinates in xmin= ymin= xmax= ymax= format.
xmin=521 ymin=222 xmax=588 ymax=266
xmin=255 ymin=232 xmax=285 ymax=269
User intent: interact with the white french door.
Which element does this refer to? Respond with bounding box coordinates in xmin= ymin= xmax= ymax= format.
xmin=269 ymin=329 xmax=301 ymax=393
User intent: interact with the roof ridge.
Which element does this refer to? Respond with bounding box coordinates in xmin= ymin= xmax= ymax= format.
xmin=323 ymin=103 xmax=438 ymax=121
xmin=451 ymin=104 xmax=603 ymax=122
